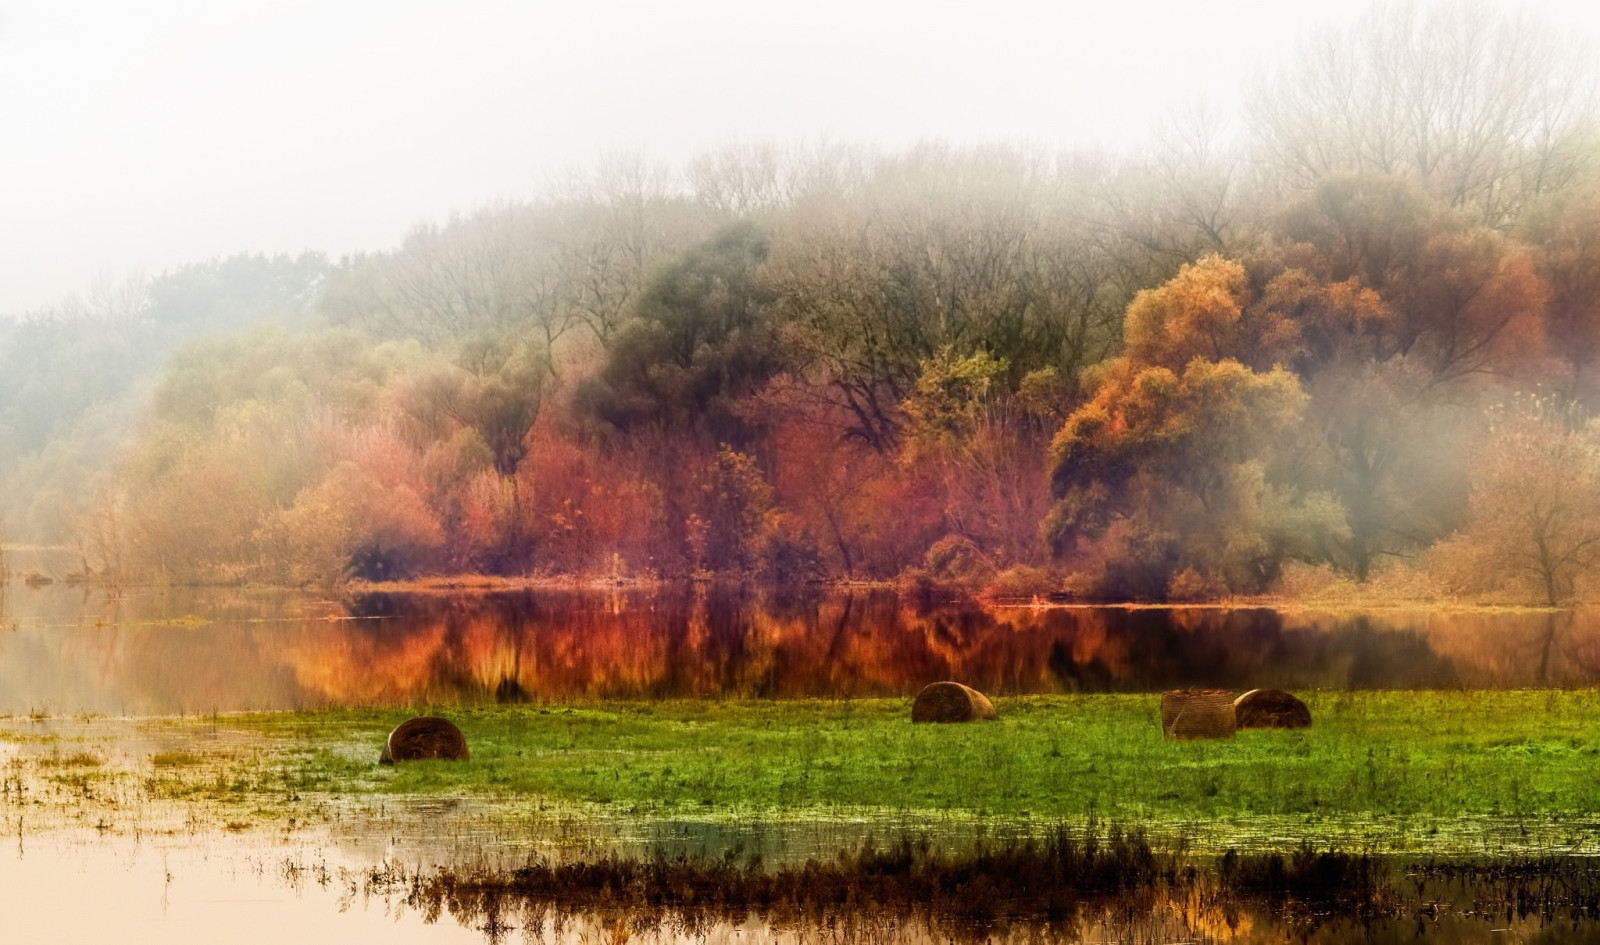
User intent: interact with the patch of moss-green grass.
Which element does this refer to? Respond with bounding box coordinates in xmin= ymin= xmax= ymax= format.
xmin=199 ymin=690 xmax=1600 ymax=826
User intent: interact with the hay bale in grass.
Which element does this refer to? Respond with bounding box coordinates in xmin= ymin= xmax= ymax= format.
xmin=1233 ymin=688 xmax=1312 ymax=729
xmin=378 ymin=716 xmax=470 ymax=764
xmin=1160 ymin=689 xmax=1236 ymax=739
xmin=912 ymin=682 xmax=998 ymax=723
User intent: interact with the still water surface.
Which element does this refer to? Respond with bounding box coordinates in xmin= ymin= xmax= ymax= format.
xmin=7 ymin=582 xmax=1600 ymax=942
xmin=2 ymin=585 xmax=1598 ymax=714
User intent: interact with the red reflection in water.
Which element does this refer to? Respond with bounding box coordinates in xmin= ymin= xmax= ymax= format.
xmin=5 ymin=586 xmax=1600 ymax=714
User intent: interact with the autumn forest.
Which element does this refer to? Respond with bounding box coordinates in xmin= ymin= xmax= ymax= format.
xmin=5 ymin=4 xmax=1600 ymax=604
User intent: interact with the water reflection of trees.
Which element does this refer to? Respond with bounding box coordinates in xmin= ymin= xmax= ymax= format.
xmin=11 ymin=587 xmax=1600 ymax=711
xmin=273 ymin=592 xmax=1600 ymax=705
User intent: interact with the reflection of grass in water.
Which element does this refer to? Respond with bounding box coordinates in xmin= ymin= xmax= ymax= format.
xmin=224 ymin=691 xmax=1600 ymax=831
xmin=361 ymin=825 xmax=1375 ymax=941
xmin=344 ymin=831 xmax=1600 ymax=943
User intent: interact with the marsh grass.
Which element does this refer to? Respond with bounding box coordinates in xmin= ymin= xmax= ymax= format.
xmin=9 ymin=690 xmax=1600 ymax=859
xmin=37 ymin=751 xmax=102 ymax=768
xmin=222 ymin=691 xmax=1600 ymax=828
xmin=9 ymin=696 xmax=1600 ymax=942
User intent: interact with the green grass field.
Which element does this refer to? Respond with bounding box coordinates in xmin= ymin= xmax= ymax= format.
xmin=223 ymin=690 xmax=1600 ymax=827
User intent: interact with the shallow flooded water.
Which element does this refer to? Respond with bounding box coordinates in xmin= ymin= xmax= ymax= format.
xmin=0 ymin=838 xmax=486 ymax=944
xmin=2 ymin=584 xmax=1599 ymax=713
xmin=8 ymin=581 xmax=1600 ymax=941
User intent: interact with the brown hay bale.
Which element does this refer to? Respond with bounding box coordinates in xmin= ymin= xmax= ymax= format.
xmin=1159 ymin=689 xmax=1236 ymax=739
xmin=378 ymin=716 xmax=470 ymax=764
xmin=1233 ymin=688 xmax=1312 ymax=729
xmin=911 ymin=682 xmax=998 ymax=723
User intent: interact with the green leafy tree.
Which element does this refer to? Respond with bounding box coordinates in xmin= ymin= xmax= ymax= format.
xmin=581 ymin=222 xmax=782 ymax=445
xmin=900 ymin=348 xmax=1008 ymax=463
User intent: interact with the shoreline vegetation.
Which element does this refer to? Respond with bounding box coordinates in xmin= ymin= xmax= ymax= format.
xmin=339 ymin=575 xmax=1579 ymax=613
xmin=0 ymin=550 xmax=1582 ymax=614
xmin=7 ymin=6 xmax=1600 ymax=610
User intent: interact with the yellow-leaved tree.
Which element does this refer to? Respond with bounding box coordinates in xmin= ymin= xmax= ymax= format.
xmin=1045 ymin=256 xmax=1347 ymax=598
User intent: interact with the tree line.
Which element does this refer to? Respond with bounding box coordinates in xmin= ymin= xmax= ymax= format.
xmin=7 ymin=1 xmax=1600 ymax=603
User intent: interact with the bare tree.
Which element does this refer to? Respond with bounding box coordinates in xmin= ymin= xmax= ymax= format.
xmin=1247 ymin=0 xmax=1598 ymax=225
xmin=765 ymin=146 xmax=1137 ymax=448
xmin=686 ymin=139 xmax=872 ymax=218
xmin=1441 ymin=404 xmax=1600 ymax=605
xmin=322 ymin=203 xmax=578 ymax=349
xmin=547 ymin=153 xmax=706 ymax=349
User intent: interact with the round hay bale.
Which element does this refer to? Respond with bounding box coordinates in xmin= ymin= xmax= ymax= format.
xmin=1233 ymin=688 xmax=1312 ymax=729
xmin=1159 ymin=689 xmax=1236 ymax=740
xmin=378 ymin=716 xmax=469 ymax=764
xmin=911 ymin=681 xmax=998 ymax=723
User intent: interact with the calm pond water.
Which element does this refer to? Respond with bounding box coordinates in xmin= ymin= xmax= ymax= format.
xmin=1 ymin=583 xmax=1598 ymax=714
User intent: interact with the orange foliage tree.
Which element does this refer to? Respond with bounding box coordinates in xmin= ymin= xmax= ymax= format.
xmin=1046 ymin=257 xmax=1343 ymax=597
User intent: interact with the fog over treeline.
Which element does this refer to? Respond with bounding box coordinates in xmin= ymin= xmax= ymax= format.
xmin=5 ymin=1 xmax=1600 ymax=603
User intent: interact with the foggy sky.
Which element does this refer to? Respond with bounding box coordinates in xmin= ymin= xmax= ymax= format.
xmin=2 ymin=0 xmax=1597 ymax=316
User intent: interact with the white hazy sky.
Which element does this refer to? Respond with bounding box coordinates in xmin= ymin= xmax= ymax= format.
xmin=2 ymin=0 xmax=1598 ymax=315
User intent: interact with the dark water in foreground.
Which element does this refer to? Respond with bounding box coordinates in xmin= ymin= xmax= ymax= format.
xmin=2 ymin=582 xmax=1599 ymax=713
xmin=7 ymin=832 xmax=1600 ymax=944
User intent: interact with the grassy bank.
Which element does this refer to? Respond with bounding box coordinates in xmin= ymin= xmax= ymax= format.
xmin=225 ymin=690 xmax=1600 ymax=825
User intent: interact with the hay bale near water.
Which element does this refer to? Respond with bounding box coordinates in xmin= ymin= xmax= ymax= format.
xmin=1233 ymin=688 xmax=1312 ymax=729
xmin=1160 ymin=689 xmax=1236 ymax=739
xmin=379 ymin=716 xmax=470 ymax=764
xmin=912 ymin=682 xmax=998 ymax=723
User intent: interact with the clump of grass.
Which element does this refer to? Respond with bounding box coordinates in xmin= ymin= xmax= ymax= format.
xmin=37 ymin=751 xmax=102 ymax=768
xmin=151 ymin=751 xmax=204 ymax=768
